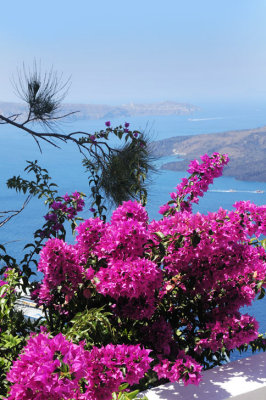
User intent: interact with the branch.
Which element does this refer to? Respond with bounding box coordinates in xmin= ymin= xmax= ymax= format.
xmin=0 ymin=113 xmax=121 ymax=162
xmin=0 ymin=195 xmax=31 ymax=228
xmin=21 ymin=111 xmax=79 ymax=126
xmin=0 ymin=114 xmax=61 ymax=148
xmin=1 ymin=64 xmax=123 ymax=158
xmin=0 ymin=113 xmax=21 ymax=124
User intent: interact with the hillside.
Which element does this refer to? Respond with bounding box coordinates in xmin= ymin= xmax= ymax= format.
xmin=151 ymin=127 xmax=266 ymax=182
xmin=0 ymin=101 xmax=198 ymax=120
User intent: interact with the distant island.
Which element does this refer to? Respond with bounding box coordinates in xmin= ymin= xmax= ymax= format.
xmin=151 ymin=127 xmax=266 ymax=182
xmin=0 ymin=101 xmax=198 ymax=120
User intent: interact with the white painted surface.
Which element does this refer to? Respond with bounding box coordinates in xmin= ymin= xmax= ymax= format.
xmin=15 ymin=295 xmax=44 ymax=319
xmin=141 ymin=352 xmax=266 ymax=400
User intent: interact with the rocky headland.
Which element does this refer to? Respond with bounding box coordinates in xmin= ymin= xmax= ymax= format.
xmin=151 ymin=127 xmax=266 ymax=182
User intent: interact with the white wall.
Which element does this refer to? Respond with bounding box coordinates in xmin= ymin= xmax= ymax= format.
xmin=141 ymin=352 xmax=266 ymax=400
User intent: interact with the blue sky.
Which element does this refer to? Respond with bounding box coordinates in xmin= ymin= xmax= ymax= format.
xmin=1 ymin=0 xmax=266 ymax=104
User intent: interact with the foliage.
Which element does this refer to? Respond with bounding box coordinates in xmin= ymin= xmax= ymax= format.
xmin=1 ymin=152 xmax=265 ymax=400
xmin=1 ymin=98 xmax=156 ymax=399
xmin=1 ymin=65 xmax=266 ymax=399
xmin=2 ymin=161 xmax=86 ymax=293
xmin=82 ymin=123 xmax=154 ymax=221
xmin=65 ymin=307 xmax=116 ymax=347
xmin=14 ymin=61 xmax=71 ymax=127
xmin=83 ymin=132 xmax=156 ymax=209
xmin=6 ymin=332 xmax=152 ymax=400
xmin=0 ymin=268 xmax=40 ymax=398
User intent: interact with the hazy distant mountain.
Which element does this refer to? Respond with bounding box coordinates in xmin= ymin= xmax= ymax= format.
xmin=0 ymin=100 xmax=198 ymax=120
xmin=0 ymin=102 xmax=27 ymax=116
xmin=151 ymin=127 xmax=266 ymax=182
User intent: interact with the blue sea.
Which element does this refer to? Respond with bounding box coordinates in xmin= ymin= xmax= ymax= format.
xmin=1 ymin=100 xmax=266 ymax=360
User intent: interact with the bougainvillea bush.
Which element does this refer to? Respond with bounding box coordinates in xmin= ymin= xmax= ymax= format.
xmin=2 ymin=151 xmax=266 ymax=400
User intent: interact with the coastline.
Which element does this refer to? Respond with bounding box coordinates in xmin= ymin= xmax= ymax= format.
xmin=151 ymin=126 xmax=266 ymax=182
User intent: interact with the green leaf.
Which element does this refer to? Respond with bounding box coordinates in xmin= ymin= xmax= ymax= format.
xmin=0 ymin=245 xmax=6 ymax=252
xmin=60 ymin=362 xmax=69 ymax=373
xmin=125 ymin=390 xmax=140 ymax=399
xmin=23 ymin=243 xmax=35 ymax=250
xmin=118 ymin=383 xmax=129 ymax=391
xmin=154 ymin=231 xmax=165 ymax=240
xmin=260 ymin=239 xmax=266 ymax=250
xmin=258 ymin=287 xmax=265 ymax=300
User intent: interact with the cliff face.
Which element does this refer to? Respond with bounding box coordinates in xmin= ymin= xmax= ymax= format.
xmin=151 ymin=127 xmax=266 ymax=182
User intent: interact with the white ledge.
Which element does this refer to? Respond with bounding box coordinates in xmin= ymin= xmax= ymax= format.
xmin=141 ymin=352 xmax=266 ymax=400
xmin=15 ymin=295 xmax=44 ymax=319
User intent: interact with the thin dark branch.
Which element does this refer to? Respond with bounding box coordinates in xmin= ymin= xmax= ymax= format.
xmin=1 ymin=239 xmax=23 ymax=246
xmin=0 ymin=114 xmax=60 ymax=148
xmin=0 ymin=113 xmax=22 ymax=123
xmin=0 ymin=113 xmax=121 ymax=161
xmin=0 ymin=195 xmax=31 ymax=228
xmin=45 ymin=111 xmax=79 ymax=121
xmin=0 ymin=210 xmax=26 ymax=214
xmin=22 ymin=111 xmax=78 ymax=125
xmin=32 ymin=135 xmax=43 ymax=153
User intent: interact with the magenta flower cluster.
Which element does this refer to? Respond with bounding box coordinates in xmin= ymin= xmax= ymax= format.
xmin=159 ymin=152 xmax=229 ymax=213
xmin=6 ymin=332 xmax=152 ymax=400
xmin=95 ymin=258 xmax=162 ymax=301
xmin=195 ymin=313 xmax=259 ymax=352
xmin=154 ymin=352 xmax=202 ymax=386
xmin=37 ymin=238 xmax=84 ymax=306
xmin=35 ymin=153 xmax=265 ymax=346
xmin=36 ymin=200 xmax=160 ymax=318
xmin=75 ymin=217 xmax=105 ymax=263
xmin=43 ymin=191 xmax=85 ymax=233
xmin=85 ymin=343 xmax=152 ymax=399
xmin=8 ymin=152 xmax=265 ymax=397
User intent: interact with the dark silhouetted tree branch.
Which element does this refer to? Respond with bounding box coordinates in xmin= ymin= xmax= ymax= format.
xmin=1 ymin=63 xmax=157 ymax=221
xmin=0 ymin=196 xmax=31 ymax=228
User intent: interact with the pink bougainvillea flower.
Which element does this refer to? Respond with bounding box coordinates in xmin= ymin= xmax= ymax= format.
xmin=6 ymin=333 xmax=152 ymax=400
